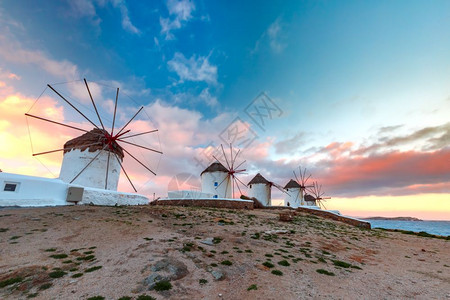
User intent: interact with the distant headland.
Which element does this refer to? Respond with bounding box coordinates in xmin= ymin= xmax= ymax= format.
xmin=364 ymin=216 xmax=423 ymax=221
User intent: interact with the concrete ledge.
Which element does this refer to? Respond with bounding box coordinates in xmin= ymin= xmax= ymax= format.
xmin=153 ymin=198 xmax=254 ymax=209
xmin=296 ymin=207 xmax=371 ymax=229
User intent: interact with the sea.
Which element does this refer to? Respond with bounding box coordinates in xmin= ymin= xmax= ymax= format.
xmin=366 ymin=220 xmax=450 ymax=236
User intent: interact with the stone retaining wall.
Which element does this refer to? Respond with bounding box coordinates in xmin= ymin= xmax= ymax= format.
xmin=296 ymin=207 xmax=371 ymax=229
xmin=153 ymin=199 xmax=254 ymax=210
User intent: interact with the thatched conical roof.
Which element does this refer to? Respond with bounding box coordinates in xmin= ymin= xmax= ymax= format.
xmin=247 ymin=173 xmax=270 ymax=186
xmin=304 ymin=194 xmax=316 ymax=202
xmin=284 ymin=179 xmax=301 ymax=189
xmin=201 ymin=162 xmax=229 ymax=175
xmin=63 ymin=128 xmax=124 ymax=160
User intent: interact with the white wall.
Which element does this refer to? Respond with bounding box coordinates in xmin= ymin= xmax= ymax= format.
xmin=248 ymin=183 xmax=271 ymax=206
xmin=0 ymin=173 xmax=68 ymax=207
xmin=59 ymin=149 xmax=121 ymax=191
xmin=79 ymin=186 xmax=149 ymax=206
xmin=168 ymin=190 xmax=214 ymax=199
xmin=284 ymin=187 xmax=303 ymax=208
xmin=201 ymin=171 xmax=231 ymax=198
xmin=0 ymin=173 xmax=149 ymax=207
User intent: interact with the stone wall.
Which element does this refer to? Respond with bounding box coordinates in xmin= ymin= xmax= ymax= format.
xmin=153 ymin=199 xmax=254 ymax=210
xmin=296 ymin=207 xmax=371 ymax=229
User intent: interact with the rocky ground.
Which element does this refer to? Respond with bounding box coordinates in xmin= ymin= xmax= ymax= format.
xmin=0 ymin=205 xmax=449 ymax=300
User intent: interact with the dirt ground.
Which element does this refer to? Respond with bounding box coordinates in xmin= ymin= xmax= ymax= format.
xmin=0 ymin=205 xmax=449 ymax=300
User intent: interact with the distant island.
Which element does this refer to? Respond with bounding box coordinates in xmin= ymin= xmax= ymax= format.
xmin=364 ymin=216 xmax=423 ymax=221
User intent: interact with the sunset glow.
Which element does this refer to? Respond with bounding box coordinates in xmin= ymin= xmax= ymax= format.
xmin=0 ymin=1 xmax=449 ymax=220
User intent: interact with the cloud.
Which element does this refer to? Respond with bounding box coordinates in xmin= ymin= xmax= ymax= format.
xmin=274 ymin=132 xmax=306 ymax=155
xmin=160 ymin=0 xmax=195 ymax=40
xmin=167 ymin=52 xmax=217 ymax=84
xmin=252 ymin=17 xmax=287 ymax=55
xmin=198 ymin=88 xmax=218 ymax=107
xmin=267 ymin=18 xmax=286 ymax=53
xmin=66 ymin=0 xmax=140 ymax=34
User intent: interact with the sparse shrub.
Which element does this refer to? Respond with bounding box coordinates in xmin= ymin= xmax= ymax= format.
xmin=199 ymin=278 xmax=208 ymax=285
xmin=213 ymin=237 xmax=223 ymax=244
xmin=137 ymin=295 xmax=156 ymax=300
xmin=316 ymin=269 xmax=335 ymax=276
xmin=49 ymin=270 xmax=67 ymax=278
xmin=45 ymin=248 xmax=56 ymax=252
xmin=85 ymin=266 xmax=102 ymax=273
xmin=265 ymin=254 xmax=273 ymax=258
xmin=118 ymin=297 xmax=132 ymax=300
xmin=0 ymin=277 xmax=23 ymax=288
xmin=221 ymin=260 xmax=232 ymax=266
xmin=332 ymin=260 xmax=351 ymax=268
xmin=263 ymin=261 xmax=274 ymax=268
xmin=72 ymin=273 xmax=83 ymax=278
xmin=87 ymin=296 xmax=104 ymax=300
xmin=154 ymin=280 xmax=172 ymax=291
xmin=39 ymin=283 xmax=52 ymax=290
xmin=27 ymin=293 xmax=38 ymax=298
xmin=247 ymin=284 xmax=257 ymax=291
xmin=271 ymin=270 xmax=283 ymax=276
xmin=278 ymin=260 xmax=290 ymax=267
xmin=77 ymin=255 xmax=95 ymax=261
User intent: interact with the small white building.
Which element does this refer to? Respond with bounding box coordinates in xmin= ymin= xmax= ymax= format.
xmin=247 ymin=173 xmax=271 ymax=206
xmin=283 ymin=179 xmax=302 ymax=208
xmin=0 ymin=128 xmax=149 ymax=207
xmin=200 ymin=162 xmax=231 ymax=198
xmin=304 ymin=194 xmax=317 ymax=206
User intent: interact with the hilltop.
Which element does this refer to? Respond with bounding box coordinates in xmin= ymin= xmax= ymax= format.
xmin=0 ymin=206 xmax=448 ymax=299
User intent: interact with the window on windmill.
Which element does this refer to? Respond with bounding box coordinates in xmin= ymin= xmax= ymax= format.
xmin=214 ymin=195 xmax=218 ymax=198
xmin=214 ymin=181 xmax=218 ymax=186
xmin=4 ymin=183 xmax=18 ymax=192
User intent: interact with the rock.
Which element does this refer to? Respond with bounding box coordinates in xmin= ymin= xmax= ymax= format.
xmin=264 ymin=230 xmax=289 ymax=234
xmin=200 ymin=238 xmax=215 ymax=246
xmin=144 ymin=273 xmax=164 ymax=289
xmin=149 ymin=257 xmax=188 ymax=281
xmin=211 ymin=270 xmax=225 ymax=281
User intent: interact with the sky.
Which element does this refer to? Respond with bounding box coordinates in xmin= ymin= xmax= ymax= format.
xmin=0 ymin=0 xmax=449 ymax=220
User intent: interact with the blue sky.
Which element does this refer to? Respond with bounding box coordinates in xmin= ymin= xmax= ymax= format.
xmin=1 ymin=0 xmax=449 ymax=218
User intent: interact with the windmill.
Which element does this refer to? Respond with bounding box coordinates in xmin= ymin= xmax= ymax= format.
xmin=307 ymin=181 xmax=331 ymax=209
xmin=212 ymin=144 xmax=247 ymax=198
xmin=292 ymin=166 xmax=314 ymax=206
xmin=25 ymin=78 xmax=162 ymax=193
xmin=248 ymin=173 xmax=287 ymax=206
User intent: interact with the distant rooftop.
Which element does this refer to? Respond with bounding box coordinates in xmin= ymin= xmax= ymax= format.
xmin=248 ymin=173 xmax=270 ymax=185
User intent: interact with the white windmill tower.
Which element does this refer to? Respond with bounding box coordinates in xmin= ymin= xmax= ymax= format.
xmin=201 ymin=144 xmax=247 ymax=199
xmin=307 ymin=181 xmax=331 ymax=209
xmin=25 ymin=79 xmax=162 ymax=193
xmin=247 ymin=173 xmax=287 ymax=206
xmin=284 ymin=166 xmax=314 ymax=208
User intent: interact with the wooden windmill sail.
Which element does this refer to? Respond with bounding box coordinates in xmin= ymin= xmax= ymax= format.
xmin=212 ymin=144 xmax=247 ymax=198
xmin=307 ymin=181 xmax=331 ymax=209
xmin=292 ymin=166 xmax=314 ymax=206
xmin=25 ymin=78 xmax=162 ymax=192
